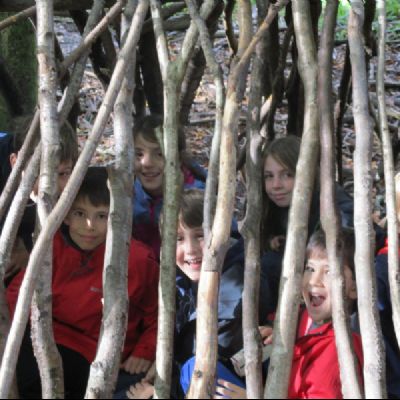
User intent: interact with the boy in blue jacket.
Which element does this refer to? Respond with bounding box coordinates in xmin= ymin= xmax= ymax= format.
xmin=126 ymin=189 xmax=274 ymax=398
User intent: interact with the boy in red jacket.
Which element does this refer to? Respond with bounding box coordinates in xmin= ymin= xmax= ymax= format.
xmin=210 ymin=229 xmax=364 ymax=400
xmin=7 ymin=167 xmax=159 ymax=399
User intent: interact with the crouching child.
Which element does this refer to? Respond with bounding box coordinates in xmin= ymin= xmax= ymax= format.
xmin=7 ymin=167 xmax=159 ymax=399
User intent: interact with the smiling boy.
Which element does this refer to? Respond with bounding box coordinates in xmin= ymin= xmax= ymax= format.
xmin=7 ymin=167 xmax=159 ymax=399
xmin=289 ymin=229 xmax=364 ymax=399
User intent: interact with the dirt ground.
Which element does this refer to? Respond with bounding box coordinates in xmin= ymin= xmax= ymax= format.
xmin=55 ymin=14 xmax=400 ymax=221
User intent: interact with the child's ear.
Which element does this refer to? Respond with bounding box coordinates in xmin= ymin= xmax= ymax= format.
xmin=9 ymin=153 xmax=17 ymax=168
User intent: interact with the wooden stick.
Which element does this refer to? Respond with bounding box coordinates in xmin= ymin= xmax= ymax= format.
xmin=376 ymin=0 xmax=400 ymax=355
xmin=84 ymin=2 xmax=145 ymax=396
xmin=241 ymin=2 xmax=268 ymax=397
xmin=264 ymin=0 xmax=319 ymax=397
xmin=349 ymin=1 xmax=387 ymax=398
xmin=319 ymin=1 xmax=362 ymax=398
xmin=31 ymin=0 xmax=64 ymax=397
xmin=0 ymin=6 xmax=36 ymax=31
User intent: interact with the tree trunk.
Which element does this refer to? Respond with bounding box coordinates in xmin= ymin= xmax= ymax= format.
xmin=264 ymin=0 xmax=319 ymax=397
xmin=376 ymin=0 xmax=400 ymax=350
xmin=349 ymin=1 xmax=387 ymax=398
xmin=318 ymin=1 xmax=363 ymax=398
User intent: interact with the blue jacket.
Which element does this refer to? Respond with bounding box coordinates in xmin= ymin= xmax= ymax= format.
xmin=174 ymin=238 xmax=275 ymax=365
xmin=375 ymin=253 xmax=400 ymax=399
xmin=132 ymin=168 xmax=206 ymax=258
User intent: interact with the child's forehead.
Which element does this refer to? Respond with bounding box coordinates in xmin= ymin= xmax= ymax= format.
xmin=307 ymin=246 xmax=329 ymax=265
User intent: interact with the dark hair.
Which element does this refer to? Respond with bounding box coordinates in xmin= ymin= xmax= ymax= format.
xmin=306 ymin=228 xmax=356 ymax=279
xmin=12 ymin=114 xmax=79 ymax=164
xmin=180 ymin=189 xmax=204 ymax=229
xmin=75 ymin=167 xmax=110 ymax=207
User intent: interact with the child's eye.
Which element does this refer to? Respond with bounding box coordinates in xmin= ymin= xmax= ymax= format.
xmin=304 ymin=266 xmax=313 ymax=273
xmin=73 ymin=211 xmax=85 ymax=218
xmin=264 ymin=174 xmax=273 ymax=180
xmin=98 ymin=213 xmax=108 ymax=220
xmin=177 ymin=236 xmax=184 ymax=242
xmin=282 ymin=172 xmax=293 ymax=179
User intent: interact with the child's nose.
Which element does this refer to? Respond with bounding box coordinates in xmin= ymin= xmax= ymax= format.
xmin=86 ymin=218 xmax=95 ymax=230
xmin=142 ymin=153 xmax=153 ymax=167
xmin=309 ymin=271 xmax=324 ymax=286
xmin=272 ymin=177 xmax=283 ymax=189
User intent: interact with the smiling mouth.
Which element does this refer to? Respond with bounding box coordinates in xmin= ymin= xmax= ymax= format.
xmin=309 ymin=294 xmax=326 ymax=308
xmin=184 ymin=259 xmax=202 ymax=269
xmin=142 ymin=172 xmax=161 ymax=179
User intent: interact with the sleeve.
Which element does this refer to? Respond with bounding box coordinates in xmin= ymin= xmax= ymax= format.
xmin=131 ymin=253 xmax=159 ymax=361
xmin=6 ymin=268 xmax=26 ymax=317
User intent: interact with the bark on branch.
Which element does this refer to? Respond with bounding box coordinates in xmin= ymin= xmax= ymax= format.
xmin=349 ymin=1 xmax=387 ymax=398
xmin=0 ymin=7 xmax=148 ymax=396
xmin=264 ymin=0 xmax=320 ymax=397
xmin=318 ymin=1 xmax=362 ymax=398
xmin=376 ymin=0 xmax=400 ymax=351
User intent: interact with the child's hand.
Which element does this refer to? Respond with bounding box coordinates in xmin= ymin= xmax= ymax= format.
xmin=121 ymin=356 xmax=153 ymax=375
xmin=143 ymin=362 xmax=156 ymax=383
xmin=270 ymin=235 xmax=285 ymax=252
xmin=214 ymin=380 xmax=247 ymax=399
xmin=259 ymin=325 xmax=273 ymax=346
xmin=126 ymin=381 xmax=154 ymax=399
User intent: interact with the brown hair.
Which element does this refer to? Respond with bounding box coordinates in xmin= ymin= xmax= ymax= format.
xmin=262 ymin=136 xmax=301 ymax=176
xmin=306 ymin=228 xmax=356 ymax=279
xmin=12 ymin=114 xmax=79 ymax=164
xmin=179 ymin=189 xmax=204 ymax=229
xmin=159 ymin=189 xmax=205 ymax=232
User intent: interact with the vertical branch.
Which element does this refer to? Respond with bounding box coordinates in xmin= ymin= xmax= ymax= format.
xmin=349 ymin=1 xmax=387 ymax=398
xmin=0 ymin=10 xmax=148 ymax=397
xmin=318 ymin=1 xmax=362 ymax=398
xmin=33 ymin=0 xmax=64 ymax=397
xmin=264 ymin=0 xmax=319 ymax=397
xmin=376 ymin=0 xmax=400 ymax=349
xmin=240 ymin=2 xmax=268 ymax=396
xmin=84 ymin=2 xmax=144 ymax=397
xmin=188 ymin=2 xmax=289 ymax=398
xmin=184 ymin=0 xmax=225 ymax=241
xmin=0 ymin=146 xmax=41 ymax=364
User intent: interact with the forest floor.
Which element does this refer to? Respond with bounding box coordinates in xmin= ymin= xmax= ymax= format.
xmin=55 ymin=14 xmax=400 ymax=221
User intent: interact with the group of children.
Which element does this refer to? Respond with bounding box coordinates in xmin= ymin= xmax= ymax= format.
xmin=0 ymin=114 xmax=399 ymax=399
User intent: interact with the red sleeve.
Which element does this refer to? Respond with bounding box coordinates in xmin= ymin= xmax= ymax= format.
xmin=130 ymin=251 xmax=159 ymax=361
xmin=6 ymin=269 xmax=26 ymax=318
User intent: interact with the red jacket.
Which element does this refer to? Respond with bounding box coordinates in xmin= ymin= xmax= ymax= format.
xmin=289 ymin=310 xmax=364 ymax=399
xmin=7 ymin=231 xmax=159 ymax=363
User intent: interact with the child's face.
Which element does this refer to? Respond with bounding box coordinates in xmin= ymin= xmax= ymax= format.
xmin=302 ymin=250 xmax=357 ymax=325
xmin=264 ymin=156 xmax=295 ymax=208
xmin=134 ymin=134 xmax=165 ymax=197
xmin=176 ymin=222 xmax=205 ymax=282
xmin=64 ymin=197 xmax=109 ymax=251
